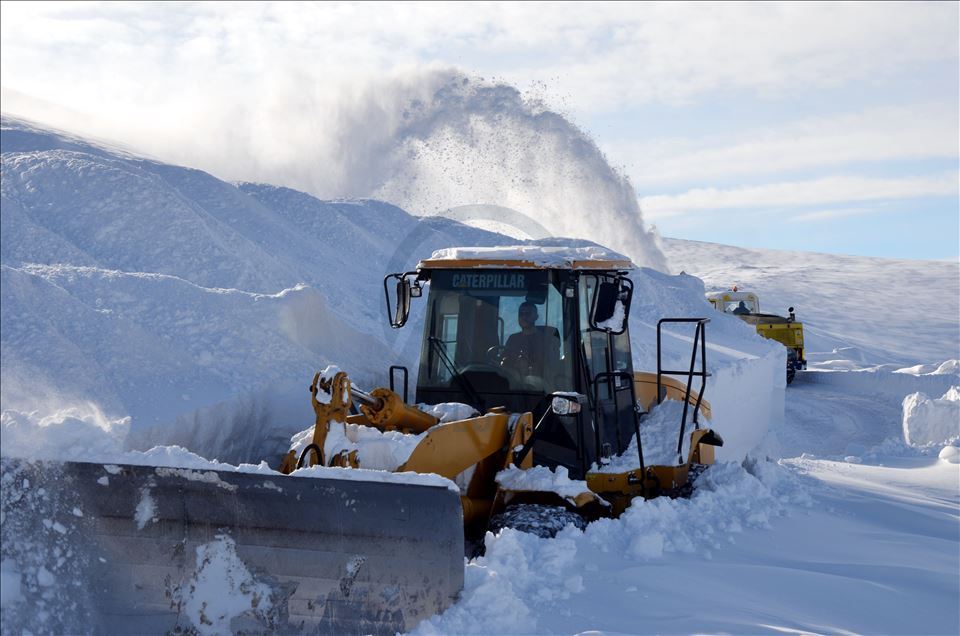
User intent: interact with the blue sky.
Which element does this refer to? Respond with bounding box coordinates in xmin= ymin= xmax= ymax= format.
xmin=1 ymin=1 xmax=957 ymax=259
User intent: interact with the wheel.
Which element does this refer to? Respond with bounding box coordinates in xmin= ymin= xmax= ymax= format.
xmin=488 ymin=504 xmax=586 ymax=538
xmin=786 ymin=349 xmax=798 ymax=385
xmin=676 ymin=463 xmax=709 ymax=498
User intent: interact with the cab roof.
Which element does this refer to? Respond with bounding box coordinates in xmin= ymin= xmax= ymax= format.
xmin=417 ymin=246 xmax=635 ymax=271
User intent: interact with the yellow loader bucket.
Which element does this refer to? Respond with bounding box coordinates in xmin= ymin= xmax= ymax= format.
xmin=0 ymin=458 xmax=463 ymax=635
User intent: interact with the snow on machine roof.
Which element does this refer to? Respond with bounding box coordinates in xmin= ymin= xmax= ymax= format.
xmin=418 ymin=246 xmax=635 ymax=271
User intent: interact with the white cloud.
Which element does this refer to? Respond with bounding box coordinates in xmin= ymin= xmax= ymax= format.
xmin=0 ymin=2 xmax=956 ymax=116
xmin=786 ymin=207 xmax=879 ymax=223
xmin=1 ymin=1 xmax=957 ymax=243
xmin=611 ymin=104 xmax=960 ymax=188
xmin=641 ymin=172 xmax=959 ymax=219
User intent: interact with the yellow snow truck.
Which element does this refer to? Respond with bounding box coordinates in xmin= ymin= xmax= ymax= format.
xmin=706 ymin=289 xmax=807 ymax=384
xmin=3 ymin=246 xmax=722 ymax=635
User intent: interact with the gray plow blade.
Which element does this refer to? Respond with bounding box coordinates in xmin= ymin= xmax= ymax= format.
xmin=0 ymin=458 xmax=464 ymax=635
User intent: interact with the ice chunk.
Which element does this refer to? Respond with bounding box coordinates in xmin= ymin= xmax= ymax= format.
xmin=36 ymin=566 xmax=55 ymax=587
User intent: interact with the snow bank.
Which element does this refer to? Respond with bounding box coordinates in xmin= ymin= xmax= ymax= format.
xmin=1 ymin=407 xmax=129 ymax=460
xmin=938 ymin=445 xmax=960 ymax=464
xmin=625 ymin=266 xmax=784 ymax=463
xmin=2 ymin=119 xmax=779 ymax=472
xmin=707 ymin=348 xmax=786 ymax=461
xmin=902 ymin=386 xmax=960 ymax=447
xmin=803 ymin=364 xmax=959 ymax=401
xmin=895 ymin=360 xmax=960 ymax=375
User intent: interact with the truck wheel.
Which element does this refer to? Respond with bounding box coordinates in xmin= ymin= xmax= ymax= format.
xmin=489 ymin=504 xmax=586 ymax=538
xmin=786 ymin=350 xmax=799 ymax=385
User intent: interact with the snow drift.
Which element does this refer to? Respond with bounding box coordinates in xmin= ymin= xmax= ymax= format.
xmin=902 ymin=386 xmax=960 ymax=447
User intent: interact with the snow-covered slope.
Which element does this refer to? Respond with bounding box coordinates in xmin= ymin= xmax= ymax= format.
xmin=662 ymin=237 xmax=960 ymax=366
xmin=1 ymin=116 xmax=779 ymax=464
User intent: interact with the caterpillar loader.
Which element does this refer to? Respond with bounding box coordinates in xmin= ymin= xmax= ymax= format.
xmin=1 ymin=246 xmax=722 ymax=636
xmin=706 ymin=288 xmax=806 ymax=384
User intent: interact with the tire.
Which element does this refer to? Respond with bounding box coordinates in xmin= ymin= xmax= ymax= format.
xmin=677 ymin=463 xmax=709 ymax=498
xmin=488 ymin=504 xmax=586 ymax=538
xmin=786 ymin=349 xmax=798 ymax=385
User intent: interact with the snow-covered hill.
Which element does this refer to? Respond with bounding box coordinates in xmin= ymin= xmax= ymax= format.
xmin=662 ymin=237 xmax=960 ymax=366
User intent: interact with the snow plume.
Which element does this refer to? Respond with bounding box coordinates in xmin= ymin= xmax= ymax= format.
xmin=362 ymin=72 xmax=668 ymax=272
xmin=7 ymin=70 xmax=668 ymax=271
xmin=249 ymin=70 xmax=666 ymax=270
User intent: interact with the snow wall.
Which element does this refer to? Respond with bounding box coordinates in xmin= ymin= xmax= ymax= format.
xmin=1 ymin=114 xmax=782 ymax=467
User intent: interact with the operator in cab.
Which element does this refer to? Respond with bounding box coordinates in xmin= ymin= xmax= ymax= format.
xmin=501 ymin=301 xmax=560 ymax=378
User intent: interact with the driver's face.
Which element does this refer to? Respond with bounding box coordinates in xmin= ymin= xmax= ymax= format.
xmin=518 ymin=306 xmax=538 ymax=328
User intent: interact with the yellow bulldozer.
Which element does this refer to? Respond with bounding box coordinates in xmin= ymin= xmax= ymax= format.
xmin=3 ymin=246 xmax=723 ymax=635
xmin=706 ymin=288 xmax=807 ymax=384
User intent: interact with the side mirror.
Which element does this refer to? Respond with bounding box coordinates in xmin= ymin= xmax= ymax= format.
xmin=551 ymin=393 xmax=584 ymax=416
xmin=589 ymin=276 xmax=633 ymax=334
xmin=384 ymin=273 xmax=415 ymax=329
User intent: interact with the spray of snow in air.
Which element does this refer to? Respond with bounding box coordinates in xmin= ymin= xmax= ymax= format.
xmin=364 ymin=73 xmax=669 ymax=271
xmin=224 ymin=70 xmax=669 ymax=271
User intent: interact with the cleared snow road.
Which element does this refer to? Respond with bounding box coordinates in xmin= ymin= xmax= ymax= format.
xmin=780 ymin=371 xmax=904 ymax=458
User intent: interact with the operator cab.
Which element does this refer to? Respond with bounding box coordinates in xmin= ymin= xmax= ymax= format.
xmin=706 ymin=290 xmax=760 ymax=315
xmin=385 ymin=247 xmax=638 ymax=478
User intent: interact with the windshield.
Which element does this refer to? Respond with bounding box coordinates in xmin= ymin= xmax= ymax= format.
xmin=418 ymin=269 xmax=575 ymax=396
xmin=725 ymin=299 xmax=757 ymax=314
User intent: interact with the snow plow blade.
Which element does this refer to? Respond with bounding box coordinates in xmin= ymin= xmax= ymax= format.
xmin=0 ymin=458 xmax=464 ymax=635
